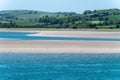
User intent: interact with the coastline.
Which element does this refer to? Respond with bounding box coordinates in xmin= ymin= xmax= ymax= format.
xmin=0 ymin=28 xmax=120 ymax=31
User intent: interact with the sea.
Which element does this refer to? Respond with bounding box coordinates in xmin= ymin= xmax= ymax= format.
xmin=0 ymin=53 xmax=120 ymax=80
xmin=0 ymin=31 xmax=120 ymax=80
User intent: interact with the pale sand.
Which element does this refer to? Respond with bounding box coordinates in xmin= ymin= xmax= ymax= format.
xmin=27 ymin=31 xmax=120 ymax=38
xmin=0 ymin=31 xmax=120 ymax=53
xmin=0 ymin=40 xmax=120 ymax=53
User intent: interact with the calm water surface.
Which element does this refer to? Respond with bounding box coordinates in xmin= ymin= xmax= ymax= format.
xmin=0 ymin=53 xmax=120 ymax=80
xmin=0 ymin=32 xmax=120 ymax=80
xmin=0 ymin=31 xmax=120 ymax=41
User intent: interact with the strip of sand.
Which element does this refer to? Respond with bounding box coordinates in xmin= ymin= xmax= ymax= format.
xmin=27 ymin=31 xmax=120 ymax=38
xmin=0 ymin=40 xmax=120 ymax=53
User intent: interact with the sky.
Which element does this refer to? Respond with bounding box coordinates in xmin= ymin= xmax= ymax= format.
xmin=0 ymin=0 xmax=120 ymax=13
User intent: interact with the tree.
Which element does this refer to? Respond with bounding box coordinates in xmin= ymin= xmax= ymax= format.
xmin=83 ymin=10 xmax=92 ymax=15
xmin=116 ymin=24 xmax=120 ymax=28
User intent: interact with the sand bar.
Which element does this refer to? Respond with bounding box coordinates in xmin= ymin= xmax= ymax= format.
xmin=0 ymin=30 xmax=120 ymax=53
xmin=0 ymin=40 xmax=120 ymax=53
xmin=27 ymin=31 xmax=120 ymax=38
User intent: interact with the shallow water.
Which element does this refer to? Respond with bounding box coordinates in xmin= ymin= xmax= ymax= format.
xmin=0 ymin=53 xmax=120 ymax=80
xmin=0 ymin=31 xmax=120 ymax=41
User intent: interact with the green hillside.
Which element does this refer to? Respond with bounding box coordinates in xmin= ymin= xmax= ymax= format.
xmin=0 ymin=9 xmax=120 ymax=29
xmin=0 ymin=10 xmax=60 ymax=19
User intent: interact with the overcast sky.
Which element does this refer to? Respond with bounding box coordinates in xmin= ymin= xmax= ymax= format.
xmin=0 ymin=0 xmax=120 ymax=13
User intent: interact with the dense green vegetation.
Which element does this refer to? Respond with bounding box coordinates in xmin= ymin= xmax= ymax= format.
xmin=0 ymin=9 xmax=120 ymax=29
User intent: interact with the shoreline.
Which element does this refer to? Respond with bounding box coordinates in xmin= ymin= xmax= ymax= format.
xmin=0 ymin=28 xmax=120 ymax=31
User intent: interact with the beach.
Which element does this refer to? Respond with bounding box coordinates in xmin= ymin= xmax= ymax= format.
xmin=0 ymin=30 xmax=120 ymax=53
xmin=27 ymin=31 xmax=120 ymax=38
xmin=0 ymin=40 xmax=120 ymax=53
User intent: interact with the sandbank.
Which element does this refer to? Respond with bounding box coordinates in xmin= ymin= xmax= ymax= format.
xmin=0 ymin=40 xmax=120 ymax=53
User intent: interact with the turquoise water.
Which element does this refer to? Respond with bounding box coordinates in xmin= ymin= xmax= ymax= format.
xmin=1 ymin=32 xmax=120 ymax=79
xmin=0 ymin=53 xmax=120 ymax=80
xmin=0 ymin=31 xmax=120 ymax=41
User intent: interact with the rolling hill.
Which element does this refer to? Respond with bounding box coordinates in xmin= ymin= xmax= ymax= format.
xmin=0 ymin=9 xmax=120 ymax=29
